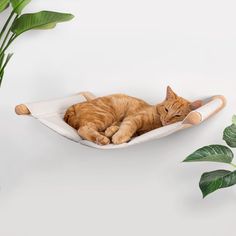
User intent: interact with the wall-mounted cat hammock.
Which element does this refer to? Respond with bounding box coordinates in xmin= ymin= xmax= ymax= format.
xmin=15 ymin=92 xmax=226 ymax=149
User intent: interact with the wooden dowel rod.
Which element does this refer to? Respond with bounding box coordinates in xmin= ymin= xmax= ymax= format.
xmin=211 ymin=95 xmax=227 ymax=108
xmin=183 ymin=112 xmax=202 ymax=125
xmin=15 ymin=104 xmax=31 ymax=115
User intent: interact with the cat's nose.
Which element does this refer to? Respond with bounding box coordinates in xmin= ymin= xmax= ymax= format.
xmin=164 ymin=118 xmax=171 ymax=125
xmin=162 ymin=120 xmax=169 ymax=125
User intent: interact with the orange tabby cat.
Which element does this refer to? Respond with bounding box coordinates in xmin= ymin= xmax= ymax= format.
xmin=64 ymin=87 xmax=202 ymax=145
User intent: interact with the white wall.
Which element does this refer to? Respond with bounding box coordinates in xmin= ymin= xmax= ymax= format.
xmin=0 ymin=0 xmax=236 ymax=235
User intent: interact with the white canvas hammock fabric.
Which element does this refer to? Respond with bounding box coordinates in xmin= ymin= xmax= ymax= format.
xmin=15 ymin=92 xmax=226 ymax=149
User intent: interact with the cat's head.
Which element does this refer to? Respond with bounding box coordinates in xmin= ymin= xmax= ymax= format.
xmin=157 ymin=86 xmax=202 ymax=126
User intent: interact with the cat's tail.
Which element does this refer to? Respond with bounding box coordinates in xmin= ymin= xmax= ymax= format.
xmin=64 ymin=106 xmax=76 ymax=123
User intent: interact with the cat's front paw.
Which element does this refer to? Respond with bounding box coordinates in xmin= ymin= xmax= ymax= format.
xmin=105 ymin=125 xmax=120 ymax=138
xmin=112 ymin=133 xmax=131 ymax=144
xmin=96 ymin=135 xmax=110 ymax=145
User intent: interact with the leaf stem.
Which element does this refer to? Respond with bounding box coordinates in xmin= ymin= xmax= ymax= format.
xmin=230 ymin=163 xmax=236 ymax=168
xmin=0 ymin=11 xmax=15 ymax=42
xmin=0 ymin=15 xmax=18 ymax=52
xmin=0 ymin=34 xmax=17 ymax=58
xmin=0 ymin=53 xmax=13 ymax=87
xmin=0 ymin=53 xmax=13 ymax=74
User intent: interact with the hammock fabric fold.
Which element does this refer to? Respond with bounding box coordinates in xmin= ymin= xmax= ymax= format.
xmin=15 ymin=92 xmax=226 ymax=149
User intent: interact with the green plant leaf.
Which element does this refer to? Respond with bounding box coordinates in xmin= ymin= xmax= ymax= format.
xmin=200 ymin=170 xmax=236 ymax=198
xmin=11 ymin=11 xmax=74 ymax=36
xmin=232 ymin=115 xmax=236 ymax=125
xmin=10 ymin=0 xmax=31 ymax=14
xmin=223 ymin=124 xmax=236 ymax=147
xmin=0 ymin=0 xmax=9 ymax=13
xmin=183 ymin=145 xmax=234 ymax=163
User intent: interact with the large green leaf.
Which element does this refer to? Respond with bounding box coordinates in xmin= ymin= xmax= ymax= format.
xmin=0 ymin=0 xmax=9 ymax=13
xmin=183 ymin=145 xmax=234 ymax=164
xmin=11 ymin=11 xmax=74 ymax=36
xmin=223 ymin=123 xmax=236 ymax=147
xmin=10 ymin=0 xmax=31 ymax=14
xmin=200 ymin=170 xmax=236 ymax=198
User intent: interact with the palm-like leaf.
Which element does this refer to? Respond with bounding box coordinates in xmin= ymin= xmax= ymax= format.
xmin=11 ymin=11 xmax=74 ymax=36
xmin=10 ymin=0 xmax=31 ymax=14
xmin=0 ymin=0 xmax=9 ymax=13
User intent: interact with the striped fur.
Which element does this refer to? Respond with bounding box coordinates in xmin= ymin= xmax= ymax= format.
xmin=64 ymin=87 xmax=201 ymax=145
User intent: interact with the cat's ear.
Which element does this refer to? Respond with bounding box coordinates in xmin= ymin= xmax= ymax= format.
xmin=166 ymin=86 xmax=177 ymax=100
xmin=190 ymin=100 xmax=202 ymax=110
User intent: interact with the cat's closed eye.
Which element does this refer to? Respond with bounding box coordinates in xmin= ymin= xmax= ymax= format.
xmin=175 ymin=115 xmax=181 ymax=117
xmin=165 ymin=108 xmax=168 ymax=112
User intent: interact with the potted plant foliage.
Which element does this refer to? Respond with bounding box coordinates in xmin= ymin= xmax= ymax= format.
xmin=184 ymin=115 xmax=236 ymax=198
xmin=0 ymin=0 xmax=74 ymax=86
